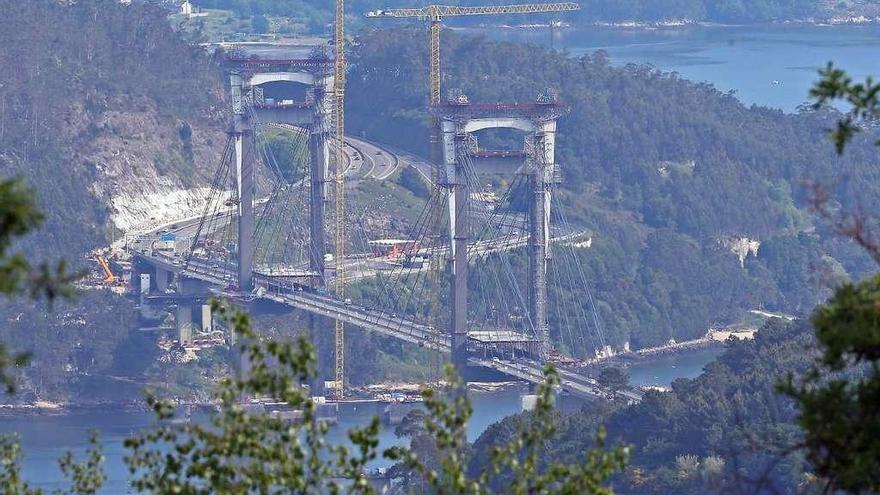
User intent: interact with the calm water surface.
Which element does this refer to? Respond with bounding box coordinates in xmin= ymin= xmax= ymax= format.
xmin=0 ymin=387 xmax=527 ymax=493
xmin=468 ymin=23 xmax=880 ymax=111
xmin=0 ymin=350 xmax=719 ymax=493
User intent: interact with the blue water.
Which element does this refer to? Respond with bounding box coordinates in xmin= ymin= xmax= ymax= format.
xmin=470 ymin=23 xmax=880 ymax=111
xmin=0 ymin=387 xmax=530 ymax=493
xmin=0 ymin=348 xmax=720 ymax=493
xmin=628 ymin=346 xmax=724 ymax=388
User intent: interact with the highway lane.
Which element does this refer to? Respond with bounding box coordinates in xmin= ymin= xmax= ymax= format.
xmin=347 ymin=138 xmax=400 ymax=180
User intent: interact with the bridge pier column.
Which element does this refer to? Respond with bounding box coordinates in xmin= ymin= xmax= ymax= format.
xmin=177 ymin=305 xmax=193 ymax=345
xmin=443 ymin=124 xmax=470 ymax=370
xmin=139 ymin=273 xmax=150 ymax=302
xmin=528 ymin=126 xmax=556 ymax=361
xmin=309 ymin=127 xmax=329 ymax=285
xmin=201 ymin=304 xmax=213 ymax=334
xmin=230 ymin=73 xmax=255 ymax=293
xmin=154 ymin=268 xmax=171 ymax=293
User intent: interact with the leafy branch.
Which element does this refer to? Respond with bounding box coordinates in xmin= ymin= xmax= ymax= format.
xmin=811 ymin=62 xmax=880 ymax=154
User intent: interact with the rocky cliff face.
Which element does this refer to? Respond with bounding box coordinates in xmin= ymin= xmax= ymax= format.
xmin=0 ymin=0 xmax=227 ymax=258
xmin=82 ymin=96 xmax=225 ymax=235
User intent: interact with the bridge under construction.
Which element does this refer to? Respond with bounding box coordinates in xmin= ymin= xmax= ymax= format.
xmin=126 ymin=2 xmax=643 ymax=404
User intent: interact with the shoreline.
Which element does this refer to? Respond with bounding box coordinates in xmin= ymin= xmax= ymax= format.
xmin=0 ymin=343 xmax=722 ymax=416
xmin=456 ymin=16 xmax=880 ymax=32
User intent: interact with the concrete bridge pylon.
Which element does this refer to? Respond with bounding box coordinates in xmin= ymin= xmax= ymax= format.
xmin=225 ymin=56 xmax=335 ymax=291
xmin=437 ymin=99 xmax=567 ymax=365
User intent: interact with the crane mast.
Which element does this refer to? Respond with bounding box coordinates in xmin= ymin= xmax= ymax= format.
xmin=366 ymin=2 xmax=578 ymax=382
xmin=333 ymin=0 xmax=346 ymax=398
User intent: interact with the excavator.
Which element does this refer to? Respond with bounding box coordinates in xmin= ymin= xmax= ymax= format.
xmin=96 ymin=254 xmax=122 ymax=286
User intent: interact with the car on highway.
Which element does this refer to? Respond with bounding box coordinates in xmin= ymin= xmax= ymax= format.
xmin=390 ymin=313 xmax=398 ymax=319
xmin=375 ymin=150 xmax=383 ymax=155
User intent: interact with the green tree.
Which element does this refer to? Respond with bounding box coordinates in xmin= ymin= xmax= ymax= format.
xmin=126 ymin=302 xmax=628 ymax=494
xmin=0 ymin=177 xmax=102 ymax=494
xmin=597 ymin=366 xmax=630 ymax=394
xmin=778 ymin=65 xmax=880 ymax=493
xmin=386 ymin=365 xmax=628 ymax=494
xmin=0 ymin=178 xmax=79 ymax=392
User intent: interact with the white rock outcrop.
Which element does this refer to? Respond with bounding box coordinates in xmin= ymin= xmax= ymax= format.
xmin=720 ymin=236 xmax=760 ymax=268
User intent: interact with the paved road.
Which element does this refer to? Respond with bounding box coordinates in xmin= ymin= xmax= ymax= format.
xmin=347 ymin=138 xmax=401 ymax=180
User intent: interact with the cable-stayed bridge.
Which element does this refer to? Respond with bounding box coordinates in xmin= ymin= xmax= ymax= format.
xmin=128 ymin=53 xmax=642 ymax=404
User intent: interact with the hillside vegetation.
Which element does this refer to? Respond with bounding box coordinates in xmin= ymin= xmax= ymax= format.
xmin=0 ymin=0 xmax=227 ymax=402
xmin=347 ymin=28 xmax=880 ymax=350
xmin=470 ymin=319 xmax=815 ymax=493
xmin=0 ymin=0 xmax=225 ymax=260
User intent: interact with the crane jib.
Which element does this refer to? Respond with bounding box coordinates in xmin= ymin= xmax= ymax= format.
xmin=366 ymin=2 xmax=580 ymax=20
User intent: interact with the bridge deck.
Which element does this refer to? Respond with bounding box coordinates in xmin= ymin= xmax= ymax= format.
xmin=135 ymin=252 xmax=641 ymax=403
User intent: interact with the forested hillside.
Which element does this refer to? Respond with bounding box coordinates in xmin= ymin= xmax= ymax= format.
xmin=0 ymin=0 xmax=226 ymax=402
xmin=0 ymin=0 xmax=225 ymax=260
xmin=347 ymin=28 xmax=880 ymax=349
xmin=470 ymin=319 xmax=815 ymax=493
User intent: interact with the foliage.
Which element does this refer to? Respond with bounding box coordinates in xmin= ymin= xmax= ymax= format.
xmin=0 ymin=432 xmax=105 ymax=495
xmin=775 ymin=66 xmax=880 ymax=493
xmin=0 ymin=292 xmax=147 ymax=402
xmin=479 ymin=320 xmax=815 ymax=494
xmin=780 ymin=276 xmax=880 ymax=492
xmin=398 ymin=165 xmax=430 ymax=199
xmin=597 ymin=367 xmax=629 ymax=393
xmin=386 ymin=364 xmax=629 ymax=494
xmin=262 ymin=127 xmax=309 ymax=184
xmin=0 ymin=178 xmax=81 ymax=394
xmin=811 ymin=63 xmax=880 ymax=154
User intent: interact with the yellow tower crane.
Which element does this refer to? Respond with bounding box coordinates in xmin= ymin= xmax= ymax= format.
xmin=366 ymin=3 xmax=578 ymax=382
xmin=334 ymin=0 xmax=347 ymax=399
xmin=365 ymin=3 xmax=580 ymax=106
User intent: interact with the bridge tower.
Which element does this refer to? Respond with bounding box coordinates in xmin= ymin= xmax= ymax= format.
xmin=436 ymin=98 xmax=566 ymax=365
xmin=224 ymin=56 xmax=335 ymax=291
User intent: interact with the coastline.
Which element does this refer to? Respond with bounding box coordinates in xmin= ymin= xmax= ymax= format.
xmin=457 ymin=15 xmax=880 ymax=32
xmin=0 ymin=343 xmax=723 ymax=416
